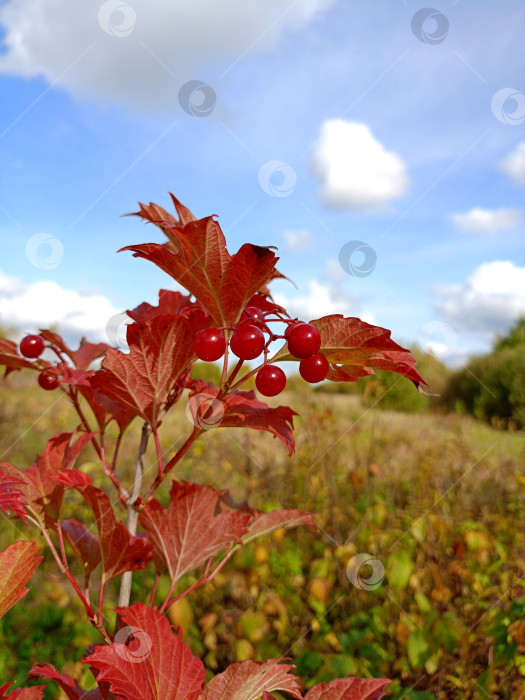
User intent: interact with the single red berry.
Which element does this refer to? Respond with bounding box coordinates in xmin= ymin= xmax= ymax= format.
xmin=287 ymin=323 xmax=321 ymax=359
xmin=256 ymin=364 xmax=286 ymax=397
xmin=38 ymin=371 xmax=59 ymax=391
xmin=243 ymin=306 xmax=264 ymax=322
xmin=299 ymin=354 xmax=329 ymax=383
xmin=194 ymin=328 xmax=226 ymax=361
xmin=230 ymin=324 xmax=265 ymax=360
xmin=284 ymin=320 xmax=303 ymax=338
xmin=19 ymin=334 xmax=45 ymax=359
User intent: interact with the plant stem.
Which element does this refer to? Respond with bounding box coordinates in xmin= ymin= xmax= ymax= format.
xmin=117 ymin=422 xmax=150 ymax=610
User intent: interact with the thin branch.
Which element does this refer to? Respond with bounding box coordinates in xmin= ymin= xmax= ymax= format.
xmin=117 ymin=422 xmax=150 ymax=610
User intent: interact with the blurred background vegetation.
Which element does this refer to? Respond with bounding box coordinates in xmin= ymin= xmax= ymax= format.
xmin=1 ymin=320 xmax=525 ymax=698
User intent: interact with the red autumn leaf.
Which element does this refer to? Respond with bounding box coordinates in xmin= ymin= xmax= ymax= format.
xmin=86 ymin=603 xmax=205 ymax=700
xmin=0 ymin=472 xmax=27 ymax=524
xmin=0 ymin=541 xmax=43 ymax=618
xmin=245 ymin=293 xmax=287 ymax=317
xmin=90 ymin=313 xmax=205 ymax=428
xmin=304 ymin=678 xmax=392 ymax=699
xmin=243 ymin=509 xmax=317 ymax=545
xmin=122 ymin=209 xmax=282 ymax=327
xmin=139 ymin=481 xmax=250 ymax=581
xmin=4 ymin=688 xmax=46 ymax=699
xmin=0 ymin=431 xmax=94 ymax=519
xmin=0 ymin=683 xmax=13 ymax=696
xmin=128 ymin=289 xmax=206 ymax=322
xmin=273 ymin=315 xmax=428 ymax=391
xmin=38 ymin=331 xmax=108 ymax=371
xmin=0 ymin=338 xmax=38 ymax=377
xmin=28 ymin=663 xmax=103 ymax=700
xmin=200 ymin=659 xmax=303 ymax=700
xmin=128 ymin=193 xmax=197 ymax=234
xmin=188 ymin=380 xmax=297 ymax=455
xmin=56 ymin=472 xmax=153 ymax=582
xmin=60 ymin=519 xmax=101 ymax=577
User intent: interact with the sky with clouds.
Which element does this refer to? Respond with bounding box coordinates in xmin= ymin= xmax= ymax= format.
xmin=0 ymin=0 xmax=524 ymax=365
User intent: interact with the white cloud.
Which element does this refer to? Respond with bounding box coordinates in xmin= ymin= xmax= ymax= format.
xmin=0 ymin=274 xmax=120 ymax=343
xmin=435 ymin=261 xmax=525 ymax=335
xmin=451 ymin=207 xmax=522 ymax=233
xmin=0 ymin=0 xmax=334 ymax=112
xmin=274 ymin=279 xmax=372 ymax=323
xmin=500 ymin=140 xmax=525 ymax=185
xmin=310 ymin=119 xmax=408 ymax=212
xmin=283 ymin=229 xmax=313 ymax=252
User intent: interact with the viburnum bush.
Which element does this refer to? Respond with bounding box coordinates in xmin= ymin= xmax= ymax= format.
xmin=0 ymin=195 xmax=427 ymax=699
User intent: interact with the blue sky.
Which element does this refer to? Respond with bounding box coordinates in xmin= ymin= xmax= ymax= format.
xmin=0 ymin=0 xmax=524 ymax=365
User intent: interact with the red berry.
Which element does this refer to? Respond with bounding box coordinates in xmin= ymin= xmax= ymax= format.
xmin=19 ymin=334 xmax=45 ymax=359
xmin=256 ymin=364 xmax=286 ymax=397
xmin=38 ymin=371 xmax=59 ymax=391
xmin=284 ymin=320 xmax=303 ymax=338
xmin=299 ymin=354 xmax=329 ymax=383
xmin=287 ymin=323 xmax=321 ymax=359
xmin=243 ymin=306 xmax=264 ymax=322
xmin=194 ymin=328 xmax=226 ymax=361
xmin=230 ymin=324 xmax=265 ymax=360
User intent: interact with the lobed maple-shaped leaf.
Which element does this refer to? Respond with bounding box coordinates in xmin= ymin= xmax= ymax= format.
xmin=128 ymin=289 xmax=206 ymax=322
xmin=0 ymin=431 xmax=95 ymax=520
xmin=242 ymin=509 xmax=317 ymax=545
xmin=38 ymin=331 xmax=108 ymax=371
xmin=85 ymin=603 xmax=205 ymax=700
xmin=129 ymin=192 xmax=197 ymax=234
xmin=273 ymin=315 xmax=428 ymax=392
xmin=0 ymin=541 xmax=43 ymax=618
xmin=139 ymin=481 xmax=250 ymax=581
xmin=60 ymin=519 xmax=102 ymax=577
xmin=0 ymin=472 xmax=27 ymax=524
xmin=121 ymin=211 xmax=281 ymax=327
xmin=0 ymin=338 xmax=39 ymax=377
xmin=200 ymin=659 xmax=303 ymax=700
xmin=28 ymin=663 xmax=103 ymax=700
xmin=188 ymin=380 xmax=297 ymax=455
xmin=89 ymin=313 xmax=206 ymax=428
xmin=56 ymin=471 xmax=153 ymax=582
xmin=304 ymin=678 xmax=391 ymax=699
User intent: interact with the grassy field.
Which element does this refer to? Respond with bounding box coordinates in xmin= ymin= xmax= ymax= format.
xmin=1 ymin=372 xmax=525 ymax=698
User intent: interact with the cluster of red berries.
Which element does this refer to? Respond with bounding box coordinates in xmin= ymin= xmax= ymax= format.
xmin=193 ymin=307 xmax=329 ymax=397
xmin=19 ymin=335 xmax=59 ymax=390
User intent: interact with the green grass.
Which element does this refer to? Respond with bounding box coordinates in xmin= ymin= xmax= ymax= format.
xmin=1 ymin=371 xmax=525 ymax=697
